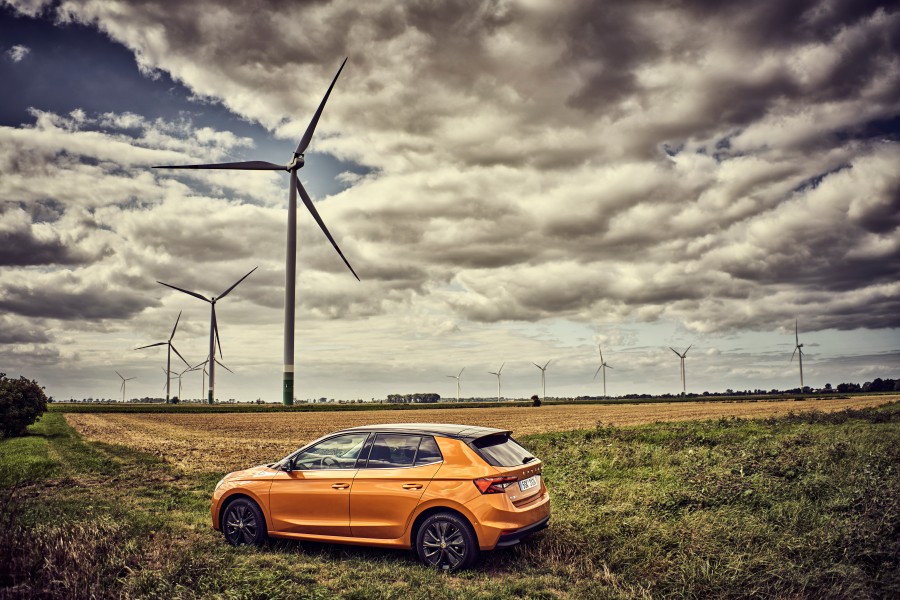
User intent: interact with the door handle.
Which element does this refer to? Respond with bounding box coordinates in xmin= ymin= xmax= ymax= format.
xmin=331 ymin=483 xmax=350 ymax=489
xmin=402 ymin=483 xmax=423 ymax=490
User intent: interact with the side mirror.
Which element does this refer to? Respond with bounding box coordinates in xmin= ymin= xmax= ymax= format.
xmin=282 ymin=459 xmax=294 ymax=473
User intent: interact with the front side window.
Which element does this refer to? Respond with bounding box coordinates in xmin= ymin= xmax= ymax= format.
xmin=366 ymin=434 xmax=427 ymax=469
xmin=292 ymin=433 xmax=369 ymax=470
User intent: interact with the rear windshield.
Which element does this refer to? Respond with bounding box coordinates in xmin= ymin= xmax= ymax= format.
xmin=471 ymin=434 xmax=536 ymax=467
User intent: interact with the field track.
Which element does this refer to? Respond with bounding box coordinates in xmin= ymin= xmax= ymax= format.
xmin=67 ymin=395 xmax=898 ymax=473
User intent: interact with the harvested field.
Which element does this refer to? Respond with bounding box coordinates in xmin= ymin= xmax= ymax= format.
xmin=66 ymin=395 xmax=897 ymax=473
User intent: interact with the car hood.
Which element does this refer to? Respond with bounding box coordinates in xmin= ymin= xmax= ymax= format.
xmin=226 ymin=465 xmax=280 ymax=482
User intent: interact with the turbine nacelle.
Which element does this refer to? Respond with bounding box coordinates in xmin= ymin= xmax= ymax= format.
xmin=288 ymin=154 xmax=305 ymax=171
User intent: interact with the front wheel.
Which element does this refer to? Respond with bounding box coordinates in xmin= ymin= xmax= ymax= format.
xmin=415 ymin=512 xmax=479 ymax=572
xmin=222 ymin=498 xmax=267 ymax=546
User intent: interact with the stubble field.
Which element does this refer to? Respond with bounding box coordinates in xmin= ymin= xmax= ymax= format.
xmin=66 ymin=395 xmax=896 ymax=473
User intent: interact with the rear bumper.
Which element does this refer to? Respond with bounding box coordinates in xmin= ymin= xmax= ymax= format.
xmin=494 ymin=515 xmax=550 ymax=548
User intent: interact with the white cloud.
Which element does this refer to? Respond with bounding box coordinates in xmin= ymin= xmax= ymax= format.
xmin=6 ymin=44 xmax=30 ymax=62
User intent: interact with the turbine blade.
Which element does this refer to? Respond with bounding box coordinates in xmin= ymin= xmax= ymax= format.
xmin=295 ymin=57 xmax=347 ymax=156
xmin=499 ymin=362 xmax=505 ymax=373
xmin=593 ymin=365 xmax=602 ymax=381
xmin=158 ymin=281 xmax=210 ymax=303
xmin=669 ymin=347 xmax=681 ymax=357
xmin=217 ymin=267 xmax=258 ymax=300
xmin=135 ymin=342 xmax=167 ymax=350
xmin=607 ymin=364 xmax=614 ymax=369
xmin=532 ymin=362 xmax=542 ymax=369
xmin=153 ymin=160 xmax=285 ymax=170
xmin=684 ymin=344 xmax=692 ymax=356
xmin=791 ymin=347 xmax=797 ymax=362
xmin=543 ymin=359 xmax=551 ymax=369
xmin=213 ymin=306 xmax=223 ymax=359
xmin=458 ymin=367 xmax=465 ymax=377
xmin=214 ymin=358 xmax=234 ymax=373
xmin=171 ymin=344 xmax=192 ymax=369
xmin=599 ymin=347 xmax=604 ymax=362
xmin=795 ymin=320 xmax=799 ymax=345
xmin=169 ymin=310 xmax=182 ymax=342
xmin=115 ymin=370 xmax=124 ymax=380
xmin=296 ymin=176 xmax=360 ymax=280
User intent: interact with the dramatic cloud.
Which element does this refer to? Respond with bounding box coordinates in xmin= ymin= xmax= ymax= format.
xmin=1 ymin=0 xmax=898 ymax=399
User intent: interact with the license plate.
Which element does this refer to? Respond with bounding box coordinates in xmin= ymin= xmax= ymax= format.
xmin=519 ymin=476 xmax=538 ymax=492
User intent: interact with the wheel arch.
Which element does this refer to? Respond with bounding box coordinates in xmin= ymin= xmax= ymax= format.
xmin=217 ymin=492 xmax=268 ymax=532
xmin=409 ymin=504 xmax=478 ymax=548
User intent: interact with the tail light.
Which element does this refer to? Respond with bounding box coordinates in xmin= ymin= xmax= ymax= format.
xmin=474 ymin=475 xmax=518 ymax=494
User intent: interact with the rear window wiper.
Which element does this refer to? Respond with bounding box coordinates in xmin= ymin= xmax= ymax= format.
xmin=522 ymin=456 xmax=536 ymax=464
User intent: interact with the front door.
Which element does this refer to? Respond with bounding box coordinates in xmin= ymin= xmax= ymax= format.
xmin=268 ymin=432 xmax=369 ymax=537
xmin=350 ymin=434 xmax=443 ymax=539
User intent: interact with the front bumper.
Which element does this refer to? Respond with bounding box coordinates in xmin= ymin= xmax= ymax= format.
xmin=494 ymin=515 xmax=550 ymax=548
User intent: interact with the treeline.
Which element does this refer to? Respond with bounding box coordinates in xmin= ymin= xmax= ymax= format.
xmin=386 ymin=393 xmax=440 ymax=403
xmin=835 ymin=378 xmax=900 ymax=393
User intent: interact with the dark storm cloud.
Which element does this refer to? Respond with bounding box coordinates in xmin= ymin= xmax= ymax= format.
xmin=0 ymin=315 xmax=50 ymax=343
xmin=0 ymin=281 xmax=158 ymax=320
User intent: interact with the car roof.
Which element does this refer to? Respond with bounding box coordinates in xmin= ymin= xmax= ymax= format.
xmin=338 ymin=422 xmax=511 ymax=442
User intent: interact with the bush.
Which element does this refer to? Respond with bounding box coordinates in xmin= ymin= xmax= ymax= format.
xmin=531 ymin=394 xmax=542 ymax=407
xmin=0 ymin=373 xmax=49 ymax=439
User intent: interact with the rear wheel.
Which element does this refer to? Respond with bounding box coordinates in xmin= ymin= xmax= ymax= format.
xmin=222 ymin=498 xmax=267 ymax=547
xmin=415 ymin=512 xmax=479 ymax=572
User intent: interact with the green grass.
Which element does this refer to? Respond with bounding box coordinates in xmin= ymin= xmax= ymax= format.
xmin=2 ymin=405 xmax=898 ymax=598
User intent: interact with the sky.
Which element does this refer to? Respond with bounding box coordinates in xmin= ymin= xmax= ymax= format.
xmin=1 ymin=0 xmax=898 ymax=402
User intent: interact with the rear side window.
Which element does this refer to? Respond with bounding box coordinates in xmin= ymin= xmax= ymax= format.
xmin=415 ymin=436 xmax=443 ymax=466
xmin=365 ymin=434 xmax=444 ymax=468
xmin=471 ymin=434 xmax=535 ymax=467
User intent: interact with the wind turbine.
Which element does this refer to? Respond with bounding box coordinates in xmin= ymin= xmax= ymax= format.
xmin=192 ymin=356 xmax=234 ymax=402
xmin=488 ymin=363 xmax=505 ymax=402
xmin=135 ymin=311 xmax=191 ymax=403
xmin=593 ymin=347 xmax=613 ymax=398
xmin=157 ymin=268 xmax=256 ymax=404
xmin=154 ymin=58 xmax=359 ymax=406
xmin=115 ymin=371 xmax=135 ymax=403
xmin=532 ymin=360 xmax=551 ymax=400
xmin=446 ymin=368 xmax=465 ymax=401
xmin=669 ymin=345 xmax=692 ymax=395
xmin=791 ymin=320 xmax=805 ymax=389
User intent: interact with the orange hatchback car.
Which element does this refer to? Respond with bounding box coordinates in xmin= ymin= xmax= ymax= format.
xmin=211 ymin=423 xmax=550 ymax=570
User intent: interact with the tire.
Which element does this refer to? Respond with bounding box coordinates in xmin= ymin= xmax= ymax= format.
xmin=222 ymin=497 xmax=267 ymax=547
xmin=415 ymin=512 xmax=479 ymax=572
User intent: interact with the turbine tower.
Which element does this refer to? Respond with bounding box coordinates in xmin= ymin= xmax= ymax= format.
xmin=532 ymin=360 xmax=551 ymax=400
xmin=158 ymin=268 xmax=256 ymax=404
xmin=593 ymin=346 xmax=613 ymax=398
xmin=669 ymin=345 xmax=692 ymax=395
xmin=154 ymin=58 xmax=359 ymax=406
xmin=488 ymin=363 xmax=505 ymax=402
xmin=791 ymin=320 xmax=805 ymax=389
xmin=135 ymin=311 xmax=191 ymax=403
xmin=115 ymin=371 xmax=135 ymax=403
xmin=446 ymin=368 xmax=465 ymax=402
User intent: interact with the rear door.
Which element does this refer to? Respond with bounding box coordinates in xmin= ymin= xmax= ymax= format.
xmin=349 ymin=434 xmax=443 ymax=539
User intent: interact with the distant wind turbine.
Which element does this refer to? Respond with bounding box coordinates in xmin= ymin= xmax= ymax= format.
xmin=115 ymin=371 xmax=135 ymax=403
xmin=191 ymin=356 xmax=234 ymax=402
xmin=532 ymin=360 xmax=551 ymax=400
xmin=669 ymin=345 xmax=692 ymax=395
xmin=136 ymin=311 xmax=191 ymax=403
xmin=154 ymin=58 xmax=359 ymax=406
xmin=158 ymin=268 xmax=256 ymax=404
xmin=447 ymin=368 xmax=465 ymax=401
xmin=593 ymin=347 xmax=613 ymax=398
xmin=488 ymin=363 xmax=505 ymax=402
xmin=791 ymin=320 xmax=805 ymax=389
